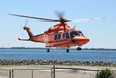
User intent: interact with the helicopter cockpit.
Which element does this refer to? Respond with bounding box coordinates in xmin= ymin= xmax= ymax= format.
xmin=78 ymin=31 xmax=84 ymax=36
xmin=70 ymin=30 xmax=84 ymax=38
xmin=70 ymin=31 xmax=78 ymax=38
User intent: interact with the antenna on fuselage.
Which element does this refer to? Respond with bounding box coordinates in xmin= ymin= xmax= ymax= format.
xmin=73 ymin=26 xmax=76 ymax=30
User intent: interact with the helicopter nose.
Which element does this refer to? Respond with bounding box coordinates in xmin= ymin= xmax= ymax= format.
xmin=72 ymin=36 xmax=89 ymax=46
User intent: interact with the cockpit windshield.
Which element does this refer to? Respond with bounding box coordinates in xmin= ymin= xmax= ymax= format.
xmin=70 ymin=31 xmax=78 ymax=38
xmin=78 ymin=31 xmax=84 ymax=36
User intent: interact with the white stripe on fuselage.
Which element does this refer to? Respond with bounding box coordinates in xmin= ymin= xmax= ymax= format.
xmin=47 ymin=40 xmax=70 ymax=45
xmin=74 ymin=36 xmax=85 ymax=39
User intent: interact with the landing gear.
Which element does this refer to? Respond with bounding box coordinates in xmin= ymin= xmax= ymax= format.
xmin=77 ymin=47 xmax=81 ymax=50
xmin=66 ymin=49 xmax=69 ymax=53
xmin=47 ymin=48 xmax=50 ymax=52
xmin=46 ymin=46 xmax=50 ymax=52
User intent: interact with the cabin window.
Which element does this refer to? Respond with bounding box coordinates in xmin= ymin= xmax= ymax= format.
xmin=62 ymin=33 xmax=65 ymax=39
xmin=66 ymin=32 xmax=69 ymax=38
xmin=58 ymin=34 xmax=61 ymax=40
xmin=70 ymin=31 xmax=78 ymax=38
xmin=54 ymin=34 xmax=57 ymax=40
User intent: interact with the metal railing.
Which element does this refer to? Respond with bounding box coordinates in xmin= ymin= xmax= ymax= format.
xmin=0 ymin=69 xmax=12 ymax=78
xmin=0 ymin=65 xmax=101 ymax=78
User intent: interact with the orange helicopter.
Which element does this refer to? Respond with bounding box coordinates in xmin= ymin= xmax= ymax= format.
xmin=9 ymin=13 xmax=112 ymax=52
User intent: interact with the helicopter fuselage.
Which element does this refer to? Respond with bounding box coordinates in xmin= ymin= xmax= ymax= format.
xmin=19 ymin=23 xmax=89 ymax=48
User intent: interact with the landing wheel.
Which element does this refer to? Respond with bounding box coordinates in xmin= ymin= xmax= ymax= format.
xmin=66 ymin=49 xmax=69 ymax=53
xmin=47 ymin=49 xmax=50 ymax=52
xmin=77 ymin=47 xmax=81 ymax=50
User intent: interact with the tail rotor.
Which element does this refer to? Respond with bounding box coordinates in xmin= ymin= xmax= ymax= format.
xmin=18 ymin=20 xmax=28 ymax=40
xmin=23 ymin=20 xmax=28 ymax=30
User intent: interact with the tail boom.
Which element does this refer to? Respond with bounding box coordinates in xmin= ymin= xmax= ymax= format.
xmin=18 ymin=27 xmax=45 ymax=43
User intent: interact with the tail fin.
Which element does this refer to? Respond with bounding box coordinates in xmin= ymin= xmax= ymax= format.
xmin=18 ymin=26 xmax=34 ymax=41
xmin=23 ymin=26 xmax=34 ymax=38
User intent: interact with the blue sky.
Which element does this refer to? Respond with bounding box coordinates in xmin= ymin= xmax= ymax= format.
xmin=0 ymin=0 xmax=116 ymax=48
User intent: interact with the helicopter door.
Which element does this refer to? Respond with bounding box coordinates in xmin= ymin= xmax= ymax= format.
xmin=62 ymin=33 xmax=65 ymax=39
xmin=62 ymin=32 xmax=70 ymax=39
xmin=66 ymin=32 xmax=69 ymax=39
xmin=54 ymin=33 xmax=61 ymax=40
xmin=58 ymin=33 xmax=61 ymax=40
xmin=54 ymin=34 xmax=57 ymax=40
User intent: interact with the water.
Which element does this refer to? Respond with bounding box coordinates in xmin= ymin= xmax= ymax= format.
xmin=0 ymin=48 xmax=116 ymax=62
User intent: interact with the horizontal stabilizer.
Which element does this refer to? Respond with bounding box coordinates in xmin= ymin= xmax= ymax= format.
xmin=18 ymin=38 xmax=30 ymax=41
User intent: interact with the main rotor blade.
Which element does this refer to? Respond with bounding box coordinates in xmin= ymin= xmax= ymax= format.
xmin=9 ymin=14 xmax=59 ymax=22
xmin=72 ymin=17 xmax=115 ymax=23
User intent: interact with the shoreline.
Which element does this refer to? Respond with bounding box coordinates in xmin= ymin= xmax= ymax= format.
xmin=1 ymin=47 xmax=116 ymax=50
xmin=0 ymin=59 xmax=116 ymax=67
